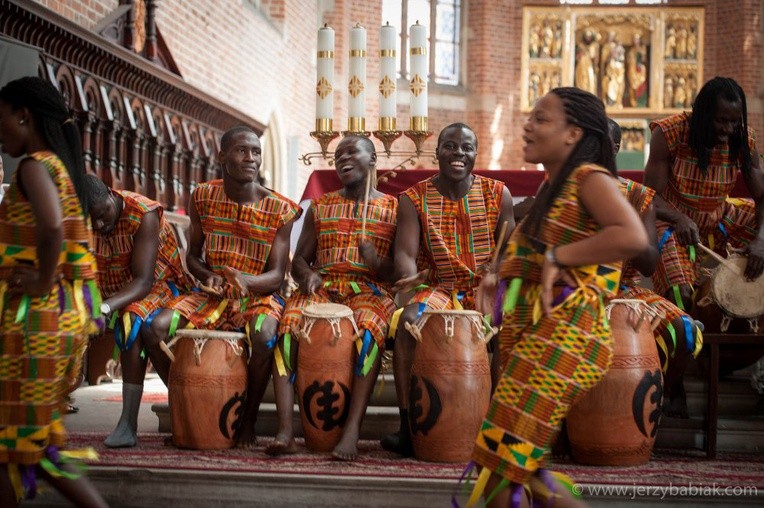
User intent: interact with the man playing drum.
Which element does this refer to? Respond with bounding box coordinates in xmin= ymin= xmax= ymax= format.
xmin=143 ymin=126 xmax=300 ymax=447
xmin=608 ymin=120 xmax=702 ymax=419
xmin=268 ymin=135 xmax=397 ymax=461
xmin=84 ymin=175 xmax=190 ymax=448
xmin=381 ymin=123 xmax=514 ymax=457
xmin=644 ymin=77 xmax=764 ymax=312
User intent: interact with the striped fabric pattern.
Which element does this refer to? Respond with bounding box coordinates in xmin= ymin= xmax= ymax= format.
xmin=472 ymin=164 xmax=617 ymax=487
xmin=0 ymin=151 xmax=100 ymax=466
xmin=404 ymin=175 xmax=504 ymax=309
xmin=279 ymin=191 xmax=397 ymax=347
xmin=313 ymin=192 xmax=397 ymax=283
xmin=652 ymin=113 xmax=756 ymax=229
xmin=94 ymin=190 xmax=188 ymax=320
xmin=618 ymin=178 xmax=655 ymax=287
xmin=171 ymin=181 xmax=300 ymax=329
xmin=650 ymin=114 xmax=759 ymax=296
xmin=614 ymin=178 xmax=693 ymax=371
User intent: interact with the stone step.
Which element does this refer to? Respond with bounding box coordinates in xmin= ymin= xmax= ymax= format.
xmin=656 ymin=415 xmax=764 ymax=453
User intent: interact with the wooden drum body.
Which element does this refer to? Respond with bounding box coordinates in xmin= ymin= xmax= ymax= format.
xmin=168 ymin=330 xmax=248 ymax=450
xmin=407 ymin=309 xmax=491 ymax=463
xmin=692 ymin=257 xmax=764 ymax=374
xmin=296 ymin=303 xmax=357 ymax=452
xmin=567 ymin=300 xmax=663 ymax=466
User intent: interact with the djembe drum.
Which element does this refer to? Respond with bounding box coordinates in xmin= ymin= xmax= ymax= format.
xmin=167 ymin=329 xmax=248 ymax=450
xmin=567 ymin=299 xmax=663 ymax=466
xmin=692 ymin=255 xmax=764 ymax=374
xmin=296 ymin=303 xmax=357 ymax=452
xmin=406 ymin=309 xmax=491 ymax=462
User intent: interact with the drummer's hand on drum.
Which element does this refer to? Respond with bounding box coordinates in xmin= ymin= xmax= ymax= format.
xmin=200 ymin=274 xmax=225 ymax=296
xmin=673 ymin=214 xmax=700 ymax=246
xmin=540 ymin=258 xmax=577 ymax=316
xmin=223 ymin=267 xmax=248 ymax=296
xmin=392 ymin=269 xmax=429 ymax=294
xmin=744 ymin=237 xmax=764 ymax=280
xmin=298 ymin=271 xmax=323 ymax=295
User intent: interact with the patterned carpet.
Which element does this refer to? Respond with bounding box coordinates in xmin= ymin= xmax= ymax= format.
xmin=67 ymin=432 xmax=764 ymax=488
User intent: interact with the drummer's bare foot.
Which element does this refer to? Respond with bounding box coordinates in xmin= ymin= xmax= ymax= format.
xmin=380 ymin=431 xmax=413 ymax=457
xmin=235 ymin=427 xmax=258 ymax=449
xmin=332 ymin=431 xmax=360 ymax=461
xmin=265 ymin=434 xmax=298 ymax=456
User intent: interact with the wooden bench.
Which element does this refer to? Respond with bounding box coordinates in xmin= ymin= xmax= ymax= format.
xmin=702 ymin=333 xmax=763 ymax=458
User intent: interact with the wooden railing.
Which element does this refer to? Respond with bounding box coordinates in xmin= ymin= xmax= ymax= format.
xmin=0 ymin=0 xmax=264 ymax=212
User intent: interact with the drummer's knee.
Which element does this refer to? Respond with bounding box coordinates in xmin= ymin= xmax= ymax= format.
xmin=144 ymin=309 xmax=174 ymax=348
xmin=248 ymin=315 xmax=278 ymax=355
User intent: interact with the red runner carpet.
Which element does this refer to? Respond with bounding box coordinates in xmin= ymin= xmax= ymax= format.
xmin=67 ymin=432 xmax=764 ymax=488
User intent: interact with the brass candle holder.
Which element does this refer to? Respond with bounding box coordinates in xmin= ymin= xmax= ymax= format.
xmin=300 ymin=119 xmax=340 ymax=165
xmin=301 ymin=117 xmax=435 ymax=171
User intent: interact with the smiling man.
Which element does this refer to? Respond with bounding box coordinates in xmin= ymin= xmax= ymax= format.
xmin=85 ymin=174 xmax=189 ymax=448
xmin=268 ymin=135 xmax=397 ymax=461
xmin=142 ymin=126 xmax=300 ymax=448
xmin=381 ymin=122 xmax=514 ymax=456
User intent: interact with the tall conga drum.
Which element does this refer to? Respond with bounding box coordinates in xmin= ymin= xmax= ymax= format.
xmin=407 ymin=309 xmax=491 ymax=462
xmin=168 ymin=330 xmax=248 ymax=450
xmin=567 ymin=299 xmax=663 ymax=465
xmin=296 ymin=303 xmax=357 ymax=452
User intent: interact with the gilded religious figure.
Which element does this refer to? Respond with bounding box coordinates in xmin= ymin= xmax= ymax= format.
xmin=626 ymin=33 xmax=648 ymax=107
xmin=603 ymin=41 xmax=626 ymax=108
xmin=664 ymin=77 xmax=674 ymax=109
xmin=673 ymin=76 xmax=687 ymax=108
xmin=575 ymin=30 xmax=599 ymax=95
xmin=687 ymin=26 xmax=697 ymax=59
xmin=676 ymin=26 xmax=688 ymax=59
xmin=665 ymin=26 xmax=676 ymax=59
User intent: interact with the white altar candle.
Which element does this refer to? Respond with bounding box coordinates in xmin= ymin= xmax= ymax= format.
xmin=379 ymin=22 xmax=397 ymax=130
xmin=347 ymin=23 xmax=367 ymax=132
xmin=408 ymin=21 xmax=428 ymax=130
xmin=315 ymin=25 xmax=335 ymax=132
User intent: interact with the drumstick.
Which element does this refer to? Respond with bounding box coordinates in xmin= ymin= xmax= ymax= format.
xmin=360 ymin=169 xmax=372 ymax=240
xmin=492 ymin=220 xmax=510 ymax=269
xmin=696 ymin=243 xmax=743 ymax=276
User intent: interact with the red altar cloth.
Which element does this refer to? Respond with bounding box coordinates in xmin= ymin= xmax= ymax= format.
xmin=300 ymin=169 xmax=751 ymax=201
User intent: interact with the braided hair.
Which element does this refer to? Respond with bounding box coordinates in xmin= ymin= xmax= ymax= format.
xmin=0 ymin=77 xmax=89 ymax=215
xmin=688 ymin=76 xmax=751 ymax=175
xmin=521 ymin=87 xmax=616 ymax=238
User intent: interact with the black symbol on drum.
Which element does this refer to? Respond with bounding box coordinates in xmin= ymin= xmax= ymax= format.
xmin=219 ymin=391 xmax=246 ymax=440
xmin=632 ymin=369 xmax=663 ymax=438
xmin=303 ymin=380 xmax=350 ymax=431
xmin=409 ymin=375 xmax=442 ymax=435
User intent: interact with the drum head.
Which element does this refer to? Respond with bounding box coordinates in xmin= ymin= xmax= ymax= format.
xmin=303 ymin=302 xmax=353 ymax=319
xmin=175 ymin=329 xmax=247 ymax=340
xmin=711 ymin=257 xmax=764 ymax=318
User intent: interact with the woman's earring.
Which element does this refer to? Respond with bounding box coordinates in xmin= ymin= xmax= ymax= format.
xmin=18 ymin=119 xmax=24 ymax=125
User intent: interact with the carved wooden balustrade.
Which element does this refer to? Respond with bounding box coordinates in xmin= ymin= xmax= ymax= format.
xmin=0 ymin=0 xmax=264 ymax=212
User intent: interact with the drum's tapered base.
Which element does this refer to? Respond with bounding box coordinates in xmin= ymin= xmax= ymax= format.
xmin=169 ymin=334 xmax=248 ymax=450
xmin=296 ymin=304 xmax=356 ymax=453
xmin=409 ymin=311 xmax=491 ymax=463
xmin=568 ymin=302 xmax=662 ymax=466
